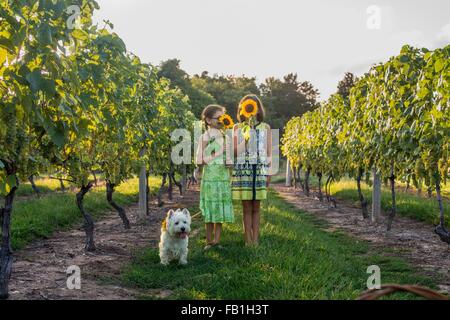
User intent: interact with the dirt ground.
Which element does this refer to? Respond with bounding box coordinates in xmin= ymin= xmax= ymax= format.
xmin=8 ymin=186 xmax=200 ymax=300
xmin=7 ymin=182 xmax=449 ymax=299
xmin=272 ymin=184 xmax=449 ymax=295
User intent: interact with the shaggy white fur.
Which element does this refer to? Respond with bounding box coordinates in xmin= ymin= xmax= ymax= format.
xmin=159 ymin=208 xmax=191 ymax=265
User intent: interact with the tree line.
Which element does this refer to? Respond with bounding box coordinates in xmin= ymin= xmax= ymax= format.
xmin=157 ymin=59 xmax=320 ymax=131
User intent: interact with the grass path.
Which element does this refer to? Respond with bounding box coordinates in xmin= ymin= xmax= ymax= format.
xmin=120 ymin=189 xmax=436 ymax=299
xmin=7 ymin=177 xmax=445 ymax=300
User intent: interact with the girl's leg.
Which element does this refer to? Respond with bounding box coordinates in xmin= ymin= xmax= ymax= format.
xmin=213 ymin=223 xmax=222 ymax=244
xmin=205 ymin=223 xmax=214 ymax=245
xmin=252 ymin=200 xmax=261 ymax=245
xmin=242 ymin=200 xmax=253 ymax=245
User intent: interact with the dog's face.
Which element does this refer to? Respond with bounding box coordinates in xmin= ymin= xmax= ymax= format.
xmin=166 ymin=208 xmax=191 ymax=239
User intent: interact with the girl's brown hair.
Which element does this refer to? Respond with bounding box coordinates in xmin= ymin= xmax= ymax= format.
xmin=201 ymin=104 xmax=225 ymax=129
xmin=237 ymin=94 xmax=265 ymax=123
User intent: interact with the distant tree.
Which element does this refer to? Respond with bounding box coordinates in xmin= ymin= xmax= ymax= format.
xmin=191 ymin=73 xmax=260 ymax=117
xmin=337 ymin=72 xmax=356 ymax=99
xmin=158 ymin=59 xmax=216 ymax=117
xmin=259 ymin=73 xmax=319 ymax=130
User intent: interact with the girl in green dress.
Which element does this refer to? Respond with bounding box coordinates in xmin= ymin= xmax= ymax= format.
xmin=196 ymin=105 xmax=234 ymax=250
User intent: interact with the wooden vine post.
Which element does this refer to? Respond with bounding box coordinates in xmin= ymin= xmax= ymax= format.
xmin=138 ymin=148 xmax=148 ymax=221
xmin=182 ymin=164 xmax=187 ymax=196
xmin=372 ymin=167 xmax=381 ymax=223
xmin=285 ymin=159 xmax=292 ymax=187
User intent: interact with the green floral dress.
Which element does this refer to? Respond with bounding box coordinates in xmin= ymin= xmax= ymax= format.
xmin=199 ymin=136 xmax=234 ymax=223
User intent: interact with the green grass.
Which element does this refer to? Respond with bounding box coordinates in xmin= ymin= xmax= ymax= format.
xmin=326 ymin=178 xmax=449 ymax=228
xmin=7 ymin=177 xmax=161 ymax=250
xmin=16 ymin=173 xmax=108 ymax=197
xmin=14 ymin=173 xmax=106 ymax=197
xmin=119 ymin=190 xmax=436 ymax=300
xmin=15 ymin=177 xmax=67 ymax=197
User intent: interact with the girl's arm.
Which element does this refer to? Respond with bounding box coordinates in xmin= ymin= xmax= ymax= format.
xmin=266 ymin=123 xmax=272 ymax=187
xmin=195 ymin=134 xmax=205 ymax=179
xmin=234 ymin=124 xmax=246 ymax=160
xmin=201 ymin=132 xmax=225 ymax=164
xmin=224 ymin=133 xmax=234 ymax=167
xmin=195 ymin=133 xmax=205 ymax=167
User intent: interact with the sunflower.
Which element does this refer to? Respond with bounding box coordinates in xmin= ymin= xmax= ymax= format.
xmin=219 ymin=114 xmax=234 ymax=129
xmin=240 ymin=99 xmax=258 ymax=118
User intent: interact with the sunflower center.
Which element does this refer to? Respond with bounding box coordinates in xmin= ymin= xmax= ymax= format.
xmin=245 ymin=105 xmax=254 ymax=113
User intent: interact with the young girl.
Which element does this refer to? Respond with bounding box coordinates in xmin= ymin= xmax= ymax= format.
xmin=197 ymin=105 xmax=234 ymax=250
xmin=232 ymin=94 xmax=271 ymax=246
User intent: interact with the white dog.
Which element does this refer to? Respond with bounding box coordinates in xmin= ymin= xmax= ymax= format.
xmin=159 ymin=208 xmax=191 ymax=265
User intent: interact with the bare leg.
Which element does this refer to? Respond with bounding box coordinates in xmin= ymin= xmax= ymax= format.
xmin=205 ymin=223 xmax=214 ymax=245
xmin=242 ymin=200 xmax=253 ymax=245
xmin=252 ymin=200 xmax=261 ymax=245
xmin=214 ymin=223 xmax=222 ymax=244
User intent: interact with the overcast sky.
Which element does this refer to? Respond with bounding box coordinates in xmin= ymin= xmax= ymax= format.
xmin=93 ymin=0 xmax=450 ymax=100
